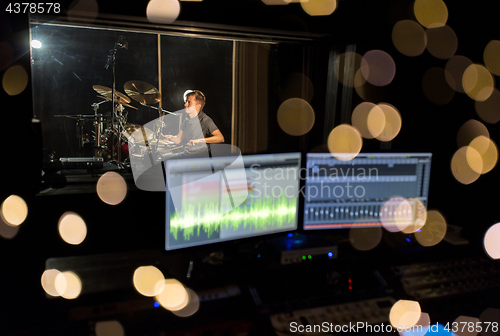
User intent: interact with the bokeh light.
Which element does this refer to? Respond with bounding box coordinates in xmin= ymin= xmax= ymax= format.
xmin=422 ymin=67 xmax=454 ymax=105
xmin=425 ymin=25 xmax=457 ymax=59
xmin=58 ymin=212 xmax=87 ymax=245
xmin=401 ymin=198 xmax=427 ymax=234
xmin=67 ymin=0 xmax=99 ymax=21
xmin=464 ymin=145 xmax=483 ymax=175
xmin=30 ymin=40 xmax=42 ymax=49
xmin=279 ymin=72 xmax=314 ymax=103
xmin=95 ymin=321 xmax=125 ymax=336
xmin=392 ymin=20 xmax=427 ymax=57
xmin=2 ymin=65 xmax=28 ymax=96
xmin=172 ymin=288 xmax=200 ymax=317
xmin=463 ymin=64 xmax=495 ymax=102
xmin=133 ymin=266 xmax=165 ymax=297
xmin=479 ymin=308 xmax=500 ymax=336
xmin=1 ymin=195 xmax=28 ymax=226
xmin=147 ymin=0 xmax=181 ymax=24
xmin=389 ymin=300 xmax=422 ymax=329
xmin=453 ymin=316 xmax=481 ymax=336
xmin=349 ymin=227 xmax=382 ymax=251
xmin=414 ymin=0 xmax=448 ymax=28
xmin=468 ymin=136 xmax=497 ymax=174
xmin=0 ymin=213 xmax=20 ymax=239
xmin=475 ymin=88 xmax=500 ymax=124
xmin=445 ymin=55 xmax=473 ymax=93
xmin=401 ymin=313 xmax=431 ymax=336
xmin=375 ymin=103 xmax=402 ymax=142
xmin=0 ymin=41 xmax=13 ymax=71
xmin=484 ymin=223 xmax=500 ymax=259
xmin=41 ymin=269 xmax=63 ymax=297
xmin=277 ymin=98 xmax=315 ymax=136
xmin=484 ymin=40 xmax=500 ymax=76
xmin=351 ymin=102 xmax=385 ymax=139
xmin=300 ymin=0 xmax=337 ymax=16
xmin=354 ymin=69 xmax=387 ymax=102
xmin=55 ymin=271 xmax=82 ymax=299
xmin=327 ymin=124 xmax=363 ymax=161
xmin=380 ymin=197 xmax=411 ymax=232
xmin=451 ymin=147 xmax=481 ymax=185
xmin=360 ymin=50 xmax=396 ymax=86
xmin=415 ymin=210 xmax=447 ymax=246
xmin=334 ymin=52 xmax=362 ymax=87
xmin=457 ymin=119 xmax=489 ymax=149
xmin=97 ymin=172 xmax=128 ymax=205
xmin=156 ymin=279 xmax=189 ymax=311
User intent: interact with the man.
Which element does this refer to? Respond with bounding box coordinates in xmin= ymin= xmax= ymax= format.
xmin=164 ymin=90 xmax=224 ymax=158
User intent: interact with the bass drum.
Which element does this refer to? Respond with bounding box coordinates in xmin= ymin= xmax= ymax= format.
xmin=102 ymin=129 xmax=129 ymax=161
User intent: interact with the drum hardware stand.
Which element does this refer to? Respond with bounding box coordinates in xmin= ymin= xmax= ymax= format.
xmin=91 ymin=100 xmax=107 ymax=158
xmin=55 ymin=114 xmax=95 ymax=157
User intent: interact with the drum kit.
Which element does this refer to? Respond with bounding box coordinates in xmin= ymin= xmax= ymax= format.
xmin=56 ymin=80 xmax=180 ymax=167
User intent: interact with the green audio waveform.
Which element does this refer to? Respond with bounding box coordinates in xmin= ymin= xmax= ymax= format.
xmin=170 ymin=192 xmax=297 ymax=241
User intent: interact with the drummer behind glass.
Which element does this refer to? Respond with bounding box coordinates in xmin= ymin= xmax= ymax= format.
xmin=164 ymin=90 xmax=224 ymax=158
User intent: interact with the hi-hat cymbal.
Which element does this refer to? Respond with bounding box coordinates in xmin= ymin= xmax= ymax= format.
xmin=93 ymin=85 xmax=131 ymax=103
xmin=124 ymin=80 xmax=161 ymax=105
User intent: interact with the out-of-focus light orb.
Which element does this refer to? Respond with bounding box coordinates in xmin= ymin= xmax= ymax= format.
xmin=415 ymin=210 xmax=447 ymax=246
xmin=401 ymin=198 xmax=427 ymax=234
xmin=55 ymin=271 xmax=82 ymax=299
xmin=381 ymin=197 xmax=411 ymax=232
xmin=457 ymin=119 xmax=490 ymax=149
xmin=475 ymin=88 xmax=500 ymax=124
xmin=464 ymin=145 xmax=483 ymax=175
xmin=463 ymin=64 xmax=495 ymax=102
xmin=67 ymin=0 xmax=99 ymax=22
xmin=349 ymin=227 xmax=382 ymax=251
xmin=453 ymin=316 xmax=481 ymax=336
xmin=422 ymin=67 xmax=454 ymax=105
xmin=414 ymin=0 xmax=448 ymax=28
xmin=425 ymin=25 xmax=457 ymax=59
xmin=484 ymin=223 xmax=500 ymax=259
xmin=2 ymin=65 xmax=28 ymax=96
xmin=41 ymin=269 xmax=63 ymax=297
xmin=390 ymin=300 xmax=422 ymax=329
xmin=279 ymin=72 xmax=314 ymax=103
xmin=334 ymin=52 xmax=362 ymax=87
xmin=97 ymin=172 xmax=127 ymax=205
xmin=0 ymin=41 xmax=14 ymax=71
xmin=354 ymin=69 xmax=387 ymax=102
xmin=451 ymin=147 xmax=481 ymax=185
xmin=277 ymin=98 xmax=315 ymax=136
xmin=360 ymin=50 xmax=396 ymax=86
xmin=351 ymin=102 xmax=385 ymax=139
xmin=300 ymin=0 xmax=337 ymax=16
xmin=401 ymin=313 xmax=431 ymax=336
xmin=95 ymin=321 xmax=125 ymax=336
xmin=30 ymin=40 xmax=42 ymax=49
xmin=1 ymin=195 xmax=28 ymax=226
xmin=484 ymin=40 xmax=500 ymax=76
xmin=147 ymin=0 xmax=181 ymax=24
xmin=156 ymin=279 xmax=189 ymax=311
xmin=58 ymin=212 xmax=87 ymax=245
xmin=375 ymin=103 xmax=402 ymax=142
xmin=133 ymin=266 xmax=165 ymax=297
xmin=172 ymin=288 xmax=200 ymax=317
xmin=327 ymin=124 xmax=362 ymax=161
xmin=0 ymin=214 xmax=20 ymax=239
xmin=479 ymin=308 xmax=500 ymax=336
xmin=392 ymin=20 xmax=427 ymax=57
xmin=468 ymin=136 xmax=498 ymax=174
xmin=445 ymin=55 xmax=473 ymax=93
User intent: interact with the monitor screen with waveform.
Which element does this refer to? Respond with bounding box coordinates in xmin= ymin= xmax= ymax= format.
xmin=165 ymin=152 xmax=301 ymax=250
xmin=303 ymin=153 xmax=432 ymax=230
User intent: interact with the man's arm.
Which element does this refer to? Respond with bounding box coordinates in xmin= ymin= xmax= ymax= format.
xmin=187 ymin=129 xmax=224 ymax=146
xmin=165 ymin=130 xmax=184 ymax=144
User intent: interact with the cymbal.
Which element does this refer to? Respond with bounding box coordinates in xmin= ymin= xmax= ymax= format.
xmin=97 ymin=95 xmax=138 ymax=110
xmin=124 ymin=80 xmax=161 ymax=105
xmin=93 ymin=85 xmax=131 ymax=103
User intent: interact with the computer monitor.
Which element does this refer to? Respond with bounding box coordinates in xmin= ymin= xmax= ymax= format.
xmin=165 ymin=152 xmax=301 ymax=250
xmin=303 ymin=153 xmax=432 ymax=230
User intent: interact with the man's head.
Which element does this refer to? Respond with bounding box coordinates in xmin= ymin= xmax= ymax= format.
xmin=184 ymin=90 xmax=205 ymax=115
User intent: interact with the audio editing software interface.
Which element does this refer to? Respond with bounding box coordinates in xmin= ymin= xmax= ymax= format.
xmin=303 ymin=153 xmax=432 ymax=230
xmin=164 ymin=153 xmax=301 ymax=250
